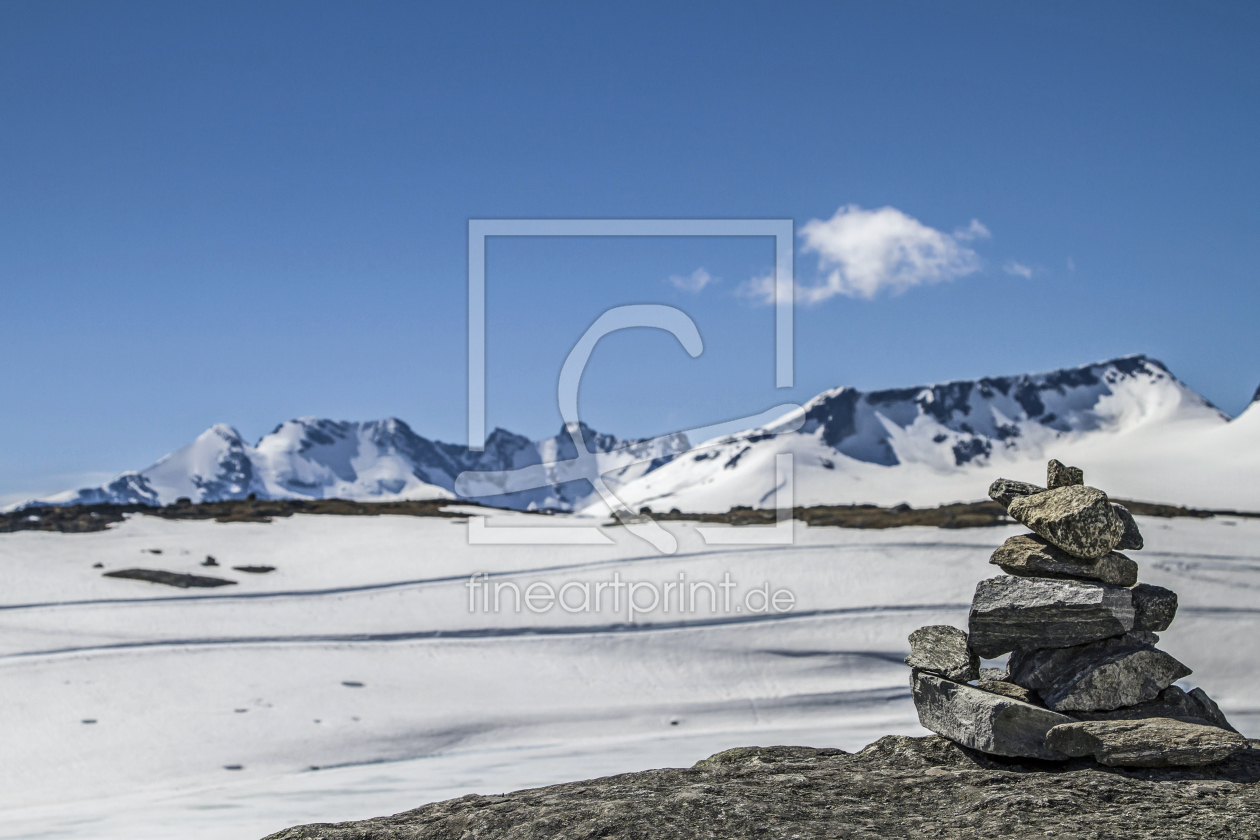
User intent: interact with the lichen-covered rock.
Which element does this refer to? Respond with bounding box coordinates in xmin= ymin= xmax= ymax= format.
xmin=990 ymin=533 xmax=1138 ymax=586
xmin=1071 ymin=685 xmax=1238 ymax=732
xmin=1047 ymin=459 xmax=1084 ymax=489
xmin=260 ymin=734 xmax=1260 ymax=840
xmin=974 ymin=679 xmax=1041 ymax=705
xmin=967 ymin=575 xmax=1134 ymax=658
xmin=1006 ymin=486 xmax=1126 ymax=559
xmin=910 ymin=670 xmax=1073 ymax=759
xmin=1008 ymin=633 xmax=1192 ymax=712
xmin=987 ymin=478 xmax=1044 ymax=508
xmin=1112 ymin=503 xmax=1145 ymax=550
xmin=904 ymin=625 xmax=979 ymax=682
xmin=1131 ymin=582 xmax=1178 ymax=631
xmin=1046 ymin=718 xmax=1250 ymax=767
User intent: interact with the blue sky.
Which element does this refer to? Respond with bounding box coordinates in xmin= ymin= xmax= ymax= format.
xmin=2 ymin=1 xmax=1259 ymax=501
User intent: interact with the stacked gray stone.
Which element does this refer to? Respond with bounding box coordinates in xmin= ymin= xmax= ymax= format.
xmin=905 ymin=459 xmax=1248 ymax=767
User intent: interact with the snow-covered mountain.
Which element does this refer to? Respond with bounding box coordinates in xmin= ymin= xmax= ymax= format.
xmin=35 ymin=354 xmax=1260 ymax=513
xmin=45 ymin=419 xmax=689 ymax=512
xmin=593 ymin=354 xmax=1260 ymax=513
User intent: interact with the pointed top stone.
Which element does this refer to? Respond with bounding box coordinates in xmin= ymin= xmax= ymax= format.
xmin=1047 ymin=459 xmax=1084 ymax=489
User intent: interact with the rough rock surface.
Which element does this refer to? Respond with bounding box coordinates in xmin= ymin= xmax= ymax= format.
xmin=967 ymin=575 xmax=1134 ymax=658
xmin=977 ymin=666 xmax=1009 ymax=681
xmin=1008 ymin=633 xmax=1192 ymax=712
xmin=260 ymin=735 xmax=1260 ymax=840
xmin=1047 ymin=718 xmax=1251 ymax=768
xmin=911 ymin=671 xmax=1073 ymax=759
xmin=904 ymin=625 xmax=979 ymax=682
xmin=1190 ymin=688 xmax=1240 ymax=733
xmin=1047 ymin=459 xmax=1085 ymax=489
xmin=975 ymin=679 xmax=1041 ymax=705
xmin=1072 ymin=686 xmax=1238 ymax=732
xmin=987 ymin=478 xmax=1044 ymax=508
xmin=1006 ymin=485 xmax=1126 ymax=559
xmin=1113 ymin=503 xmax=1145 ymax=550
xmin=1132 ymin=583 xmax=1179 ymax=632
xmin=990 ymin=533 xmax=1138 ymax=587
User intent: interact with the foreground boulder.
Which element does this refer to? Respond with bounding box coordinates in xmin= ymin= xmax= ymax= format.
xmin=904 ymin=625 xmax=978 ymax=682
xmin=990 ymin=533 xmax=1138 ymax=586
xmin=1008 ymin=633 xmax=1192 ymax=712
xmin=967 ymin=575 xmax=1134 ymax=658
xmin=259 ymin=735 xmax=1260 ymax=840
xmin=1046 ymin=718 xmax=1250 ymax=767
xmin=910 ymin=670 xmax=1073 ymax=759
xmin=1006 ymin=485 xmax=1126 ymax=559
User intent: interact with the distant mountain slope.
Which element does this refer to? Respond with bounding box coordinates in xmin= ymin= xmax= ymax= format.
xmin=44 ymin=419 xmax=689 ymax=512
xmin=594 ymin=355 xmax=1256 ymax=513
xmin=34 ymin=354 xmax=1260 ymax=513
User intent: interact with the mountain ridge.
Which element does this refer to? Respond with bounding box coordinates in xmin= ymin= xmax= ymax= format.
xmin=24 ymin=353 xmax=1260 ymax=513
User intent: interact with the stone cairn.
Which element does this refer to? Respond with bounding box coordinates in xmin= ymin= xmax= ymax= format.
xmin=905 ymin=460 xmax=1250 ymax=767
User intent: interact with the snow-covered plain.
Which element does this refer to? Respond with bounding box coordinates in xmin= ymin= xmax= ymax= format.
xmin=0 ymin=511 xmax=1256 ymax=839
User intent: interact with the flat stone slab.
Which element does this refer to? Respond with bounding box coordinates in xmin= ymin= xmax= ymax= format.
xmin=1131 ymin=583 xmax=1178 ymax=631
xmin=974 ymin=679 xmax=1041 ymax=705
xmin=1112 ymin=503 xmax=1144 ymax=550
xmin=911 ymin=670 xmax=1073 ymax=759
xmin=1009 ymin=633 xmax=1192 ymax=712
xmin=260 ymin=735 xmax=1260 ymax=840
xmin=988 ymin=478 xmax=1044 ymax=508
xmin=905 ymin=625 xmax=978 ymax=682
xmin=1046 ymin=459 xmax=1084 ymax=489
xmin=990 ymin=533 xmax=1138 ymax=586
xmin=1072 ymin=685 xmax=1239 ymax=732
xmin=1046 ymin=718 xmax=1250 ymax=767
xmin=967 ymin=575 xmax=1134 ymax=658
xmin=1007 ymin=485 xmax=1126 ymax=559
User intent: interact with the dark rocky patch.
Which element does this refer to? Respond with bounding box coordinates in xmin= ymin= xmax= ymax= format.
xmin=232 ymin=565 xmax=276 ymax=574
xmin=4 ymin=496 xmax=1256 ymax=537
xmin=259 ymin=735 xmax=1260 ymax=840
xmin=102 ymin=568 xmax=236 ymax=588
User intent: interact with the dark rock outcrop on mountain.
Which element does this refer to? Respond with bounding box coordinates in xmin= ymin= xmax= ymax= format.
xmin=260 ymin=736 xmax=1260 ymax=840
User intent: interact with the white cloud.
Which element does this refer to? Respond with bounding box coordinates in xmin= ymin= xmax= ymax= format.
xmin=667 ymin=267 xmax=717 ymax=293
xmin=737 ymin=272 xmax=785 ymax=305
xmin=1003 ymin=260 xmax=1033 ymax=279
xmin=749 ymin=205 xmax=985 ymax=304
xmin=953 ymin=219 xmax=991 ymax=241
